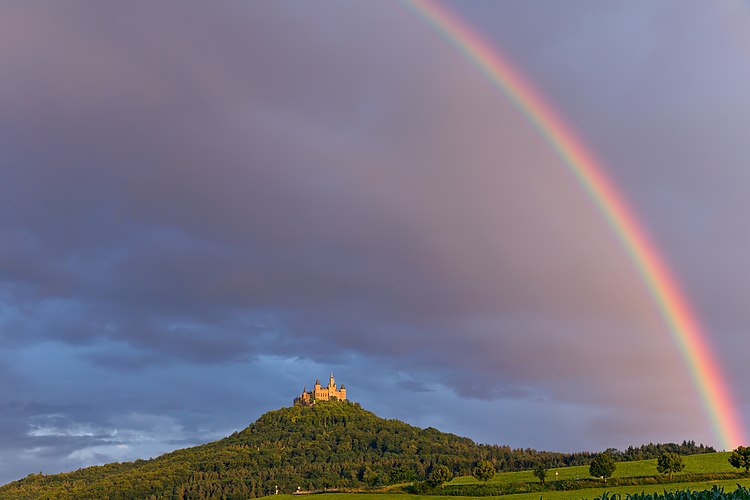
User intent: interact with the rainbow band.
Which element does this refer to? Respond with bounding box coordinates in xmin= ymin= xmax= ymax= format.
xmin=405 ymin=0 xmax=745 ymax=449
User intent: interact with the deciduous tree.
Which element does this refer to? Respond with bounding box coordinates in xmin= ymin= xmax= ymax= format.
xmin=429 ymin=465 xmax=453 ymax=488
xmin=589 ymin=453 xmax=616 ymax=482
xmin=533 ymin=463 xmax=547 ymax=485
xmin=656 ymin=452 xmax=684 ymax=479
xmin=472 ymin=461 xmax=495 ymax=482
xmin=729 ymin=446 xmax=750 ymax=473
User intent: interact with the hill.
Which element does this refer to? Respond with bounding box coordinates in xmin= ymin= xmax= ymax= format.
xmin=0 ymin=401 xmax=716 ymax=500
xmin=0 ymin=401 xmax=574 ymax=499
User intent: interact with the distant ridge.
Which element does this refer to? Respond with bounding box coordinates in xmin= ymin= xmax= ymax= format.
xmin=0 ymin=401 xmax=715 ymax=499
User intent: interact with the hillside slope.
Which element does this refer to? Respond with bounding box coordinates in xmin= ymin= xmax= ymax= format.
xmin=0 ymin=401 xmax=713 ymax=500
xmin=0 ymin=401 xmax=490 ymax=499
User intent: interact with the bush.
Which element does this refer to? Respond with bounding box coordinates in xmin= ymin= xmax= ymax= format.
xmin=409 ymin=480 xmax=432 ymax=494
xmin=595 ymin=485 xmax=750 ymax=500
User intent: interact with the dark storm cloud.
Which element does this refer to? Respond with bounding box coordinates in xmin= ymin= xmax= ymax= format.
xmin=0 ymin=0 xmax=747 ymax=484
xmin=0 ymin=0 xmax=648 ymax=371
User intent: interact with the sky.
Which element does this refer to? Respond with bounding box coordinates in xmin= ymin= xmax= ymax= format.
xmin=1 ymin=0 xmax=750 ymax=485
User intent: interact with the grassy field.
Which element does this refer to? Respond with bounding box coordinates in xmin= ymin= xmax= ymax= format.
xmin=277 ymin=452 xmax=748 ymax=500
xmin=279 ymin=479 xmax=750 ymax=500
xmin=450 ymin=452 xmax=736 ymax=485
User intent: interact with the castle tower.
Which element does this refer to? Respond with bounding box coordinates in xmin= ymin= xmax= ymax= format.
xmin=313 ymin=377 xmax=323 ymax=399
xmin=329 ymin=371 xmax=335 ymax=390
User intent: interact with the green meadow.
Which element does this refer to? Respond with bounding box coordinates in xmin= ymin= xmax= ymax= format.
xmin=451 ymin=451 xmax=737 ymax=485
xmin=278 ymin=452 xmax=750 ymax=500
xmin=280 ymin=479 xmax=750 ymax=500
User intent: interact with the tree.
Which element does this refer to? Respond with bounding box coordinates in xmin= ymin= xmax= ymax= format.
xmin=361 ymin=466 xmax=379 ymax=486
xmin=429 ymin=465 xmax=453 ymax=488
xmin=533 ymin=463 xmax=547 ymax=485
xmin=656 ymin=452 xmax=685 ymax=479
xmin=472 ymin=461 xmax=495 ymax=482
xmin=389 ymin=465 xmax=416 ymax=484
xmin=589 ymin=453 xmax=616 ymax=482
xmin=729 ymin=446 xmax=750 ymax=473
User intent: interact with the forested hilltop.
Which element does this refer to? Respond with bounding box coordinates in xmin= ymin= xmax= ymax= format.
xmin=0 ymin=401 xmax=714 ymax=500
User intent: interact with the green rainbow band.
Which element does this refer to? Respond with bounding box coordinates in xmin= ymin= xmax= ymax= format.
xmin=405 ymin=0 xmax=745 ymax=449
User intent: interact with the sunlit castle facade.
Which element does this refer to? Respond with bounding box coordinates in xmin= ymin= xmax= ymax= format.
xmin=294 ymin=372 xmax=347 ymax=406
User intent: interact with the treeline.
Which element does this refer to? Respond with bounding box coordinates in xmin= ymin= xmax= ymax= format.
xmin=462 ymin=441 xmax=714 ymax=472
xmin=0 ymin=401 xmax=717 ymax=500
xmin=616 ymin=441 xmax=715 ymax=461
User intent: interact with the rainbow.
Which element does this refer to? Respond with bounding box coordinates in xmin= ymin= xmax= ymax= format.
xmin=404 ymin=0 xmax=745 ymax=449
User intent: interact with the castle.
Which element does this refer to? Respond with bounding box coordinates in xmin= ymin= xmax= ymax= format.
xmin=294 ymin=372 xmax=346 ymax=405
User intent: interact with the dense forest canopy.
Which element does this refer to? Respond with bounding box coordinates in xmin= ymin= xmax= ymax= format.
xmin=0 ymin=401 xmax=715 ymax=500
